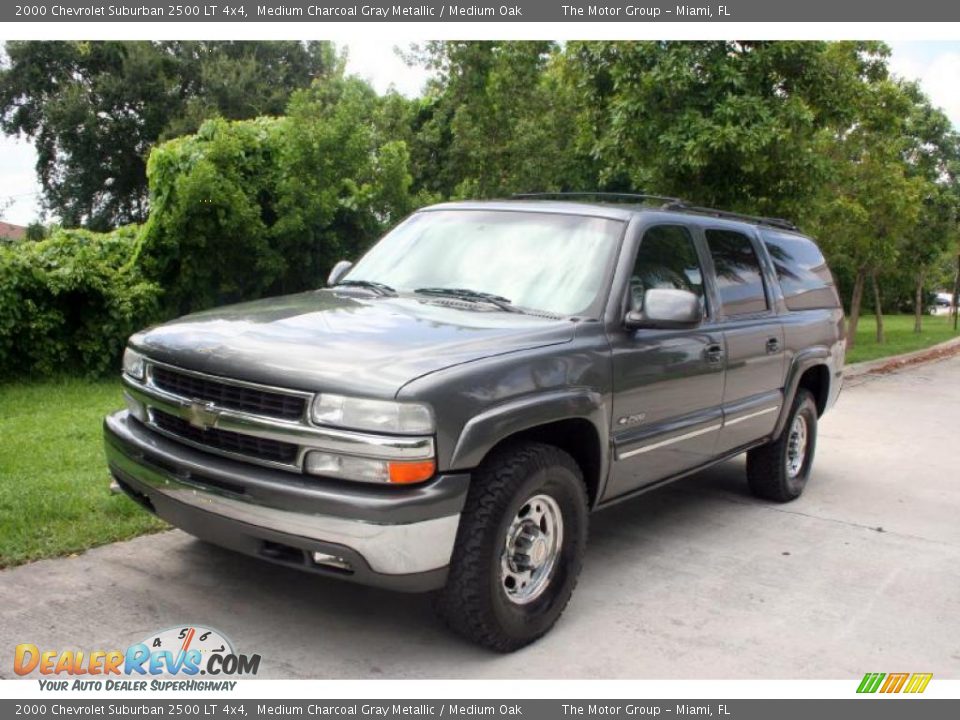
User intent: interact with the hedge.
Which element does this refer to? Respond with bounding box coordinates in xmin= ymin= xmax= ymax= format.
xmin=0 ymin=226 xmax=161 ymax=378
xmin=0 ymin=78 xmax=422 ymax=378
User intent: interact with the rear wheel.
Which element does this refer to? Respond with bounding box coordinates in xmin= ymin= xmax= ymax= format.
xmin=435 ymin=442 xmax=588 ymax=652
xmin=746 ymin=389 xmax=818 ymax=502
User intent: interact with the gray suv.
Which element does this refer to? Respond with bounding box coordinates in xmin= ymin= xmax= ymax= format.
xmin=104 ymin=195 xmax=844 ymax=651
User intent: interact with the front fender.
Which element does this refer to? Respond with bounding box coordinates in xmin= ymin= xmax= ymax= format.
xmin=449 ymin=389 xmax=609 ymax=477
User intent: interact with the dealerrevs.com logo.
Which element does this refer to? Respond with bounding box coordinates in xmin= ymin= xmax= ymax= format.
xmin=14 ymin=626 xmax=260 ymax=691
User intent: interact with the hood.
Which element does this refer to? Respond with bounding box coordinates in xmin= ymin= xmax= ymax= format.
xmin=131 ymin=290 xmax=576 ymax=397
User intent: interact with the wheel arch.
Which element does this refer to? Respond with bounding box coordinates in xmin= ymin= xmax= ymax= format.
xmin=773 ymin=349 xmax=832 ymax=438
xmin=449 ymin=390 xmax=609 ymax=508
xmin=797 ymin=364 xmax=830 ymax=416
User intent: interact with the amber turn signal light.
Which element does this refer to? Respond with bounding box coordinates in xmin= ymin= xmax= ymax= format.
xmin=388 ymin=460 xmax=436 ymax=484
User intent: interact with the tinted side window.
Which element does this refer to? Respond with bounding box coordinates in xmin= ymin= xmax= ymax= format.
xmin=630 ymin=225 xmax=705 ymax=311
xmin=705 ymin=229 xmax=768 ymax=316
xmin=761 ymin=230 xmax=840 ymax=310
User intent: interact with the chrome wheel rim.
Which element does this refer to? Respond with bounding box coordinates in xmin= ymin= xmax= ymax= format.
xmin=786 ymin=414 xmax=808 ymax=479
xmin=500 ymin=493 xmax=563 ymax=605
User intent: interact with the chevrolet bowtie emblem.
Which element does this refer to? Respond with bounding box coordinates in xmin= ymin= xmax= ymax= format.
xmin=185 ymin=401 xmax=219 ymax=431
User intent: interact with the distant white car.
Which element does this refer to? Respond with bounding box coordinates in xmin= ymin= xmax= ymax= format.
xmin=930 ymin=292 xmax=955 ymax=315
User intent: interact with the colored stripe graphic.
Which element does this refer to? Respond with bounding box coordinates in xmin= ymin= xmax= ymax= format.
xmin=904 ymin=673 xmax=933 ymax=694
xmin=857 ymin=673 xmax=885 ymax=693
xmin=880 ymin=673 xmax=909 ymax=693
xmin=857 ymin=672 xmax=932 ymax=694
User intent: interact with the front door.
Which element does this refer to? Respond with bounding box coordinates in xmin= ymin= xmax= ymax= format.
xmin=605 ymin=224 xmax=726 ymax=499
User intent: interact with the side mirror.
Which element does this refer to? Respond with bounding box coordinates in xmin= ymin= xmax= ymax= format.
xmin=624 ymin=288 xmax=703 ymax=330
xmin=327 ymin=260 xmax=353 ymax=287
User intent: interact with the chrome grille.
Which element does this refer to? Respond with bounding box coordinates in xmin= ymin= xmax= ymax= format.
xmin=151 ymin=365 xmax=306 ymax=420
xmin=152 ymin=409 xmax=299 ymax=465
xmin=123 ymin=358 xmax=434 ymax=474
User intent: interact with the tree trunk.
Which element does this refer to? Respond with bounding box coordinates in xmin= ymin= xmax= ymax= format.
xmin=847 ymin=266 xmax=866 ymax=349
xmin=872 ymin=271 xmax=884 ymax=344
xmin=914 ymin=271 xmax=924 ymax=334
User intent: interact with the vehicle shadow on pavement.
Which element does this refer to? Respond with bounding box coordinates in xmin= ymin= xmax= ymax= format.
xmin=159 ymin=459 xmax=754 ymax=676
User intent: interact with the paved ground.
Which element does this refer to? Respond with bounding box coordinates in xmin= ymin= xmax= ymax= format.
xmin=2 ymin=356 xmax=959 ymax=679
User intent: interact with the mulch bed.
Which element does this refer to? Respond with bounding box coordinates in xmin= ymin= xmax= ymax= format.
xmin=865 ymin=338 xmax=960 ymax=375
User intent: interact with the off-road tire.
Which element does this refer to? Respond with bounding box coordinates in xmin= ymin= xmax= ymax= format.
xmin=434 ymin=441 xmax=589 ymax=652
xmin=746 ymin=389 xmax=818 ymax=502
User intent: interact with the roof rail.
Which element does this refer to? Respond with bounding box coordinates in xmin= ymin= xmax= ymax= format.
xmin=662 ymin=201 xmax=799 ymax=232
xmin=511 ymin=191 xmax=684 ymax=205
xmin=510 ymin=192 xmax=800 ymax=231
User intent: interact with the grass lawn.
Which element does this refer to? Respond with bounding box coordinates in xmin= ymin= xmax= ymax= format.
xmin=0 ymin=378 xmax=166 ymax=569
xmin=846 ymin=313 xmax=960 ymax=365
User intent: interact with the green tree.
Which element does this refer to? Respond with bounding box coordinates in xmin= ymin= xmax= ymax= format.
xmin=24 ymin=222 xmax=50 ymax=242
xmin=406 ymin=41 xmax=589 ymax=198
xmin=561 ymin=41 xmax=887 ymax=222
xmin=812 ymin=79 xmax=928 ymax=346
xmin=0 ymin=41 xmax=338 ymax=231
xmin=893 ymin=82 xmax=960 ymax=332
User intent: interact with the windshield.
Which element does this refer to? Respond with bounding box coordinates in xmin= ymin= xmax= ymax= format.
xmin=343 ymin=210 xmax=624 ymax=316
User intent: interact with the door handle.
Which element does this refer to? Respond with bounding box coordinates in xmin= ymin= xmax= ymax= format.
xmin=766 ymin=337 xmax=781 ymax=354
xmin=704 ymin=343 xmax=724 ymax=363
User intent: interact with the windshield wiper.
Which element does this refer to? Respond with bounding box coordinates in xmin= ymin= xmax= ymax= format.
xmin=414 ymin=287 xmax=522 ymax=313
xmin=333 ymin=279 xmax=397 ymax=297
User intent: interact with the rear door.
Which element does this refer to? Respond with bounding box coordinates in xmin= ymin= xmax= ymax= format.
xmin=606 ymin=223 xmax=726 ymax=499
xmin=702 ymin=227 xmax=785 ymax=453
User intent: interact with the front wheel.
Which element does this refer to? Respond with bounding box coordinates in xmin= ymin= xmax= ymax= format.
xmin=746 ymin=389 xmax=818 ymax=502
xmin=434 ymin=442 xmax=589 ymax=652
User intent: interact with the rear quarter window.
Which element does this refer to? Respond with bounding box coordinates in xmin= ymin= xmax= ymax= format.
xmin=761 ymin=230 xmax=840 ymax=311
xmin=704 ymin=229 xmax=769 ymax=316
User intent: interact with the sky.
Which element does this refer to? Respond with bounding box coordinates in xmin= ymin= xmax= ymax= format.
xmin=1 ymin=40 xmax=959 ymax=227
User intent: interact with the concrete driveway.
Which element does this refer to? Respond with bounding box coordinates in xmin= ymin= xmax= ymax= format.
xmin=2 ymin=355 xmax=959 ymax=679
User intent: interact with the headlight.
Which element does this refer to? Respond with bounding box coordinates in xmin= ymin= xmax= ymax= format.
xmin=311 ymin=394 xmax=434 ymax=435
xmin=122 ymin=348 xmax=145 ymax=380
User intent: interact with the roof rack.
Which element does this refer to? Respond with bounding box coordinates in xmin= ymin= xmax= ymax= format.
xmin=661 ymin=201 xmax=799 ymax=232
xmin=511 ymin=192 xmax=684 ymax=205
xmin=510 ymin=192 xmax=799 ymax=232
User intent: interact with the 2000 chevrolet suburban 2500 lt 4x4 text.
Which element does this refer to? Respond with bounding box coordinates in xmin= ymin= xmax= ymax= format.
xmin=104 ymin=195 xmax=845 ymax=651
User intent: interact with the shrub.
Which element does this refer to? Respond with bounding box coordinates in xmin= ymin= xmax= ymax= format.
xmin=0 ymin=77 xmax=423 ymax=379
xmin=0 ymin=225 xmax=161 ymax=378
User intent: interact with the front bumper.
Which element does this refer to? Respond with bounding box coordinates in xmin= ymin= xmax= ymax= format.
xmin=104 ymin=410 xmax=468 ymax=592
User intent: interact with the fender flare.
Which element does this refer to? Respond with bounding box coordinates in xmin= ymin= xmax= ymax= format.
xmin=773 ymin=347 xmax=831 ymax=439
xmin=449 ymin=389 xmax=610 ymax=487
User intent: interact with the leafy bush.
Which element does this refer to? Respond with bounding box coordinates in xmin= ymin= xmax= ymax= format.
xmin=0 ymin=77 xmax=425 ymax=379
xmin=137 ymin=77 xmax=421 ymax=316
xmin=0 ymin=226 xmax=160 ymax=378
